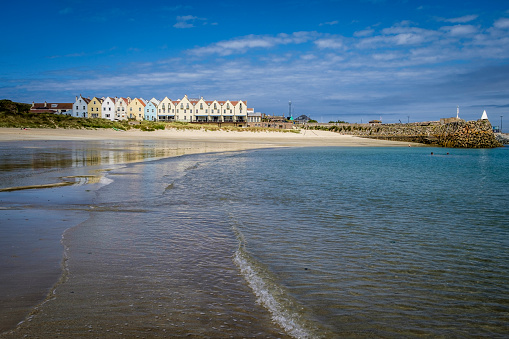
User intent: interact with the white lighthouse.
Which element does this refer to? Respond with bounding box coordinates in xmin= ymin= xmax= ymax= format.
xmin=481 ymin=110 xmax=489 ymax=120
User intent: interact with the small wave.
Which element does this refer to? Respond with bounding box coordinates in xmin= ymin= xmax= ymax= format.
xmin=232 ymin=220 xmax=316 ymax=339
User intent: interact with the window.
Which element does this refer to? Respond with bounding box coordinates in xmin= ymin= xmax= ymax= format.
xmin=104 ymin=107 xmax=106 ymax=111
xmin=76 ymin=106 xmax=78 ymax=110
xmin=83 ymin=106 xmax=85 ymax=110
xmin=200 ymin=104 xmax=203 ymax=109
xmin=180 ymin=103 xmax=183 ymax=109
xmin=186 ymin=103 xmax=189 ymax=109
xmin=109 ymin=107 xmax=111 ymax=111
xmin=139 ymin=108 xmax=141 ymax=112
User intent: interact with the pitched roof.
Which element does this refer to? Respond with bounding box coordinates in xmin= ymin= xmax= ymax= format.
xmin=31 ymin=102 xmax=73 ymax=110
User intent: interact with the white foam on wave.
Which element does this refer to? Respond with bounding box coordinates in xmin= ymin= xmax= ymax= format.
xmin=232 ymin=221 xmax=314 ymax=339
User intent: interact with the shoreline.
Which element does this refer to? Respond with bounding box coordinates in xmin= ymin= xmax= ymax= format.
xmin=0 ymin=128 xmax=418 ymax=336
xmin=0 ymin=127 xmax=421 ymax=148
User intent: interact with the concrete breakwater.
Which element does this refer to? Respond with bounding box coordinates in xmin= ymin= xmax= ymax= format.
xmin=307 ymin=120 xmax=502 ymax=148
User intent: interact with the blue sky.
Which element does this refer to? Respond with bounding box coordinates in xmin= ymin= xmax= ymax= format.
xmin=1 ymin=0 xmax=509 ymax=127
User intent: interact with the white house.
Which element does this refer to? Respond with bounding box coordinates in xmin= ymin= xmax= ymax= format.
xmin=114 ymin=97 xmax=129 ymax=121
xmin=74 ymin=95 xmax=90 ymax=118
xmin=102 ymin=97 xmax=116 ymax=121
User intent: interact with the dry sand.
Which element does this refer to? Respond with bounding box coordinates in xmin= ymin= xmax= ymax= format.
xmin=0 ymin=127 xmax=416 ymax=149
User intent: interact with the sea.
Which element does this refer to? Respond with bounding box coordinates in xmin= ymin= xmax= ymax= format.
xmin=0 ymin=140 xmax=508 ymax=338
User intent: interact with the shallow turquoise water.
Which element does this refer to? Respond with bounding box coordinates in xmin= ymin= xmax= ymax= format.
xmin=1 ymin=144 xmax=508 ymax=337
xmin=220 ymin=147 xmax=509 ymax=337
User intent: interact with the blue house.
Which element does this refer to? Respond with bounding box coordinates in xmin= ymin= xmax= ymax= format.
xmin=144 ymin=99 xmax=159 ymax=121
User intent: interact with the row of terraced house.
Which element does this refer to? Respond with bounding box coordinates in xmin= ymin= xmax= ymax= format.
xmin=31 ymin=95 xmax=256 ymax=124
xmin=65 ymin=95 xmax=254 ymax=123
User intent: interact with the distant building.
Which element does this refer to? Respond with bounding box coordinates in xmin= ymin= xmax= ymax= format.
xmin=114 ymin=97 xmax=130 ymax=121
xmin=128 ymin=98 xmax=146 ymax=121
xmin=294 ymin=114 xmax=311 ymax=124
xmin=144 ymin=100 xmax=158 ymax=121
xmin=31 ymin=101 xmax=73 ymax=115
xmin=247 ymin=111 xmax=262 ymax=127
xmin=88 ymin=97 xmax=103 ymax=118
xmin=102 ymin=97 xmax=116 ymax=121
xmin=74 ymin=95 xmax=90 ymax=118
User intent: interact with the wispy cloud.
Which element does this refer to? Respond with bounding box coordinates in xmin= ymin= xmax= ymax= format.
xmin=441 ymin=24 xmax=478 ymax=37
xmin=314 ymin=37 xmax=345 ymax=50
xmin=494 ymin=17 xmax=509 ymax=29
xmin=437 ymin=14 xmax=479 ymax=23
xmin=174 ymin=15 xmax=207 ymax=29
xmin=188 ymin=32 xmax=318 ymax=56
xmin=320 ymin=20 xmax=339 ymax=26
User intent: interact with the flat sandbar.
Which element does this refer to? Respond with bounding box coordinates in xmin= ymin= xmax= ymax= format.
xmin=0 ymin=128 xmax=418 ymax=148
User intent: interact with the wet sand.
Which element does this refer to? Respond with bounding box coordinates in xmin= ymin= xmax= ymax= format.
xmin=0 ymin=128 xmax=415 ymax=337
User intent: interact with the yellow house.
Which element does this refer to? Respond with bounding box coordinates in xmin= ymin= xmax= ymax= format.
xmin=127 ymin=98 xmax=146 ymax=121
xmin=88 ymin=97 xmax=103 ymax=118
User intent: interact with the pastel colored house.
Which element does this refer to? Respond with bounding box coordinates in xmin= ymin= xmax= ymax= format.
xmin=101 ymin=97 xmax=116 ymax=121
xmin=88 ymin=97 xmax=103 ymax=118
xmin=74 ymin=95 xmax=90 ymax=118
xmin=144 ymin=99 xmax=159 ymax=121
xmin=127 ymin=98 xmax=146 ymax=121
xmin=115 ymin=97 xmax=130 ymax=121
xmin=157 ymin=97 xmax=175 ymax=121
xmin=176 ymin=95 xmax=193 ymax=122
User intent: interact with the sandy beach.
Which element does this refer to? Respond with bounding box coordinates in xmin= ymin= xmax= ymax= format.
xmin=0 ymin=127 xmax=416 ymax=148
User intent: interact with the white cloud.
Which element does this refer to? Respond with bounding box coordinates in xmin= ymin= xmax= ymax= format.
xmin=439 ymin=14 xmax=479 ymax=23
xmin=441 ymin=25 xmax=478 ymax=36
xmin=354 ymin=29 xmax=374 ymax=37
xmin=494 ymin=17 xmax=509 ymax=29
xmin=314 ymin=38 xmax=345 ymax=50
xmin=174 ymin=15 xmax=205 ymax=29
xmin=188 ymin=32 xmax=317 ymax=56
xmin=320 ymin=20 xmax=339 ymax=26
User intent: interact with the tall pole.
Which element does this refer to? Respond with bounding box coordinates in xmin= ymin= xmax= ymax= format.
xmin=289 ymin=101 xmax=292 ymax=118
xmin=501 ymin=115 xmax=503 ymax=133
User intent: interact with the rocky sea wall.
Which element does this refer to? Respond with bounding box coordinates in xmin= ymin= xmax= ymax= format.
xmin=307 ymin=120 xmax=503 ymax=148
